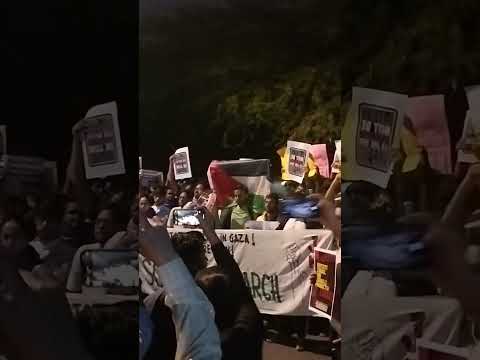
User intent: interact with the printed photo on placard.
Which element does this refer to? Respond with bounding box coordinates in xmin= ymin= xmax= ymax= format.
xmin=81 ymin=102 xmax=126 ymax=179
xmin=288 ymin=147 xmax=307 ymax=177
xmin=286 ymin=140 xmax=311 ymax=183
xmin=356 ymin=103 xmax=398 ymax=173
xmin=309 ymin=248 xmax=337 ymax=318
xmin=84 ymin=114 xmax=118 ymax=167
xmin=173 ymin=147 xmax=192 ymax=180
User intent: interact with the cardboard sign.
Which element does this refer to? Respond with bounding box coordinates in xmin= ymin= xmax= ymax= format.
xmin=343 ymin=87 xmax=407 ymax=188
xmin=310 ymin=144 xmax=330 ymax=178
xmin=406 ymin=95 xmax=452 ymax=174
xmin=173 ymin=147 xmax=192 ymax=180
xmin=309 ymin=247 xmax=337 ymax=318
xmin=81 ymin=102 xmax=125 ymax=179
xmin=286 ymin=140 xmax=311 ymax=183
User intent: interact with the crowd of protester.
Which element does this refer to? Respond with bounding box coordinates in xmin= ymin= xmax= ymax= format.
xmin=341 ymin=116 xmax=480 ymax=359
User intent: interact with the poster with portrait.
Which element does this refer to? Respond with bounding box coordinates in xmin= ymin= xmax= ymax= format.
xmin=173 ymin=147 xmax=192 ymax=180
xmin=81 ymin=102 xmax=125 ymax=179
xmin=343 ymin=87 xmax=407 ymax=188
xmin=286 ymin=140 xmax=311 ymax=184
xmin=309 ymin=248 xmax=337 ymax=318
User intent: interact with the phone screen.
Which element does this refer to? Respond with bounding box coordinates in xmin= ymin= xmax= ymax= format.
xmin=174 ymin=209 xmax=200 ymax=226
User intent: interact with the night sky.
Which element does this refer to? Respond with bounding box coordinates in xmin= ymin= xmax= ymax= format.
xmin=6 ymin=1 xmax=138 ymax=181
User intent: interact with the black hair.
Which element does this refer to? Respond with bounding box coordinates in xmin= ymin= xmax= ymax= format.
xmin=234 ymin=184 xmax=249 ymax=193
xmin=195 ymin=266 xmax=238 ymax=329
xmin=265 ymin=193 xmax=279 ymax=202
xmin=170 ymin=231 xmax=206 ymax=275
xmin=97 ymin=204 xmax=128 ymax=227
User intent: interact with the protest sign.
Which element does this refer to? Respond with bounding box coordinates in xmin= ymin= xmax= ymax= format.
xmin=81 ymin=102 xmax=125 ymax=179
xmin=309 ymin=248 xmax=338 ymax=319
xmin=406 ymin=95 xmax=452 ymax=174
xmin=332 ymin=140 xmax=341 ymax=175
xmin=343 ymin=87 xmax=407 ymax=188
xmin=140 ymin=228 xmax=335 ymax=316
xmin=285 ymin=140 xmax=311 ymax=183
xmin=140 ymin=169 xmax=164 ymax=187
xmin=310 ymin=144 xmax=330 ymax=178
xmin=173 ymin=146 xmax=192 ymax=180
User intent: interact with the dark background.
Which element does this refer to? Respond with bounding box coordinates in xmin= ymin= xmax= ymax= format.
xmin=6 ymin=1 xmax=138 ymax=184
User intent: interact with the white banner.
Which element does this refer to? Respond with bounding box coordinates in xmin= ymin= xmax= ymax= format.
xmin=81 ymin=102 xmax=126 ymax=179
xmin=140 ymin=229 xmax=335 ymax=317
xmin=173 ymin=146 xmax=192 ymax=180
xmin=343 ymin=87 xmax=408 ymax=188
xmin=286 ymin=140 xmax=312 ymax=184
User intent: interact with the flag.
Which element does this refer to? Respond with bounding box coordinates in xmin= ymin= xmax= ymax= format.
xmin=207 ymin=159 xmax=271 ymax=215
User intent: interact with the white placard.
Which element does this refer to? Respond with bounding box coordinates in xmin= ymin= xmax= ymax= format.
xmin=343 ymin=87 xmax=408 ymax=188
xmin=80 ymin=102 xmax=125 ymax=179
xmin=285 ymin=140 xmax=312 ymax=184
xmin=173 ymin=146 xmax=192 ymax=180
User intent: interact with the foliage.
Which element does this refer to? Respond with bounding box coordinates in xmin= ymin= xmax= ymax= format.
xmin=140 ymin=1 xmax=480 ymax=175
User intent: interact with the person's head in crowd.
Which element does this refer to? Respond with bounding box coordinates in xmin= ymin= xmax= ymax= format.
xmin=295 ymin=184 xmax=307 ymax=196
xmin=139 ymin=194 xmax=152 ymax=215
xmin=196 ymin=267 xmax=237 ymax=329
xmin=152 ymin=187 xmax=165 ymax=207
xmin=194 ymin=183 xmax=206 ymax=200
xmin=178 ymin=191 xmax=192 ymax=208
xmin=343 ymin=181 xmax=394 ymax=225
xmin=170 ymin=231 xmax=208 ymax=275
xmin=33 ymin=197 xmax=64 ymax=244
xmin=62 ymin=200 xmax=83 ymax=232
xmin=91 ymin=179 xmax=106 ymax=197
xmin=284 ymin=181 xmax=298 ymax=196
xmin=233 ymin=185 xmax=249 ymax=207
xmin=1 ymin=217 xmax=28 ymax=257
xmin=265 ymin=193 xmax=280 ymax=216
xmin=94 ymin=206 xmax=124 ymax=244
xmin=25 ymin=192 xmax=39 ymax=210
xmin=184 ymin=183 xmax=194 ymax=194
xmin=165 ymin=187 xmax=176 ymax=205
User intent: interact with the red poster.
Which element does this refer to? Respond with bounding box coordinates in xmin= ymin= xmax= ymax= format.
xmin=309 ymin=248 xmax=337 ymax=317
